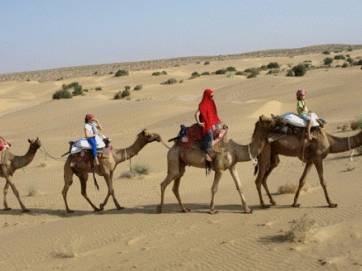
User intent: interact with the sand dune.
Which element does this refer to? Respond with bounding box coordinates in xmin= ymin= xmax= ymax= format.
xmin=1 ymin=46 xmax=362 ymax=270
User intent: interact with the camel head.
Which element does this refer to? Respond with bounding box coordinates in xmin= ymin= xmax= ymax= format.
xmin=28 ymin=137 xmax=42 ymax=150
xmin=252 ymin=115 xmax=281 ymax=141
xmin=140 ymin=129 xmax=161 ymax=143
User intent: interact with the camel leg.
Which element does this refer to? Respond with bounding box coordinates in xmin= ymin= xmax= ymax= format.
xmin=261 ymin=153 xmax=280 ymax=207
xmin=169 ymin=161 xmax=188 ymax=213
xmin=1 ymin=169 xmax=29 ymax=212
xmin=293 ymin=162 xmax=313 ymax=207
xmin=79 ymin=173 xmax=100 ymax=212
xmin=255 ymin=146 xmax=272 ymax=208
xmin=100 ymin=173 xmax=124 ymax=211
xmin=314 ymin=160 xmax=337 ymax=208
xmin=229 ymin=167 xmax=252 ymax=214
xmin=156 ymin=172 xmax=178 ymax=214
xmin=209 ymin=170 xmax=223 ymax=214
xmin=3 ymin=181 xmax=11 ymax=211
xmin=62 ymin=171 xmax=74 ymax=213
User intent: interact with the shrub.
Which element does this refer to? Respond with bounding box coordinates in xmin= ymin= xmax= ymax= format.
xmin=322 ymin=50 xmax=330 ymax=55
xmin=201 ymin=71 xmax=210 ymax=76
xmin=215 ymin=69 xmax=226 ymax=74
xmin=267 ymin=62 xmax=280 ymax=69
xmin=292 ymin=65 xmax=306 ymax=76
xmin=355 ymin=60 xmax=362 ymax=65
xmin=161 ymin=78 xmax=177 ymax=85
xmin=191 ymin=71 xmax=200 ymax=77
xmin=152 ymin=71 xmax=161 ymax=76
xmin=115 ymin=69 xmax=129 ymax=77
xmin=95 ymin=87 xmax=102 ymax=91
xmin=334 ymin=55 xmax=346 ymax=60
xmin=347 ymin=57 xmax=354 ymax=65
xmin=235 ymin=71 xmax=245 ymax=76
xmin=324 ymin=57 xmax=333 ymax=65
xmin=134 ymin=84 xmax=143 ymax=90
xmin=204 ymin=61 xmax=210 ymax=65
xmin=67 ymin=82 xmax=79 ymax=89
xmin=121 ymin=89 xmax=130 ymax=97
xmin=247 ymin=71 xmax=259 ymax=78
xmin=124 ymin=86 xmax=130 ymax=91
xmin=226 ymin=66 xmax=236 ymax=72
xmin=285 ymin=214 xmax=316 ymax=243
xmin=52 ymin=90 xmax=72 ymax=99
xmin=72 ymin=85 xmax=83 ymax=96
xmin=286 ymin=70 xmax=294 ymax=77
xmin=342 ymin=63 xmax=349 ymax=68
xmin=132 ymin=163 xmax=150 ymax=175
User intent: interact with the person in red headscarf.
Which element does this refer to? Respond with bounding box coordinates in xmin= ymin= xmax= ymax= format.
xmin=195 ymin=89 xmax=221 ymax=161
xmin=84 ymin=114 xmax=103 ymax=165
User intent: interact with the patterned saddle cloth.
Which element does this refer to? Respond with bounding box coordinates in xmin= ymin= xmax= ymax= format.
xmin=169 ymin=123 xmax=228 ymax=150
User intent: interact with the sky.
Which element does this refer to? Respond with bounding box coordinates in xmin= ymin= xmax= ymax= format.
xmin=1 ymin=0 xmax=362 ymax=74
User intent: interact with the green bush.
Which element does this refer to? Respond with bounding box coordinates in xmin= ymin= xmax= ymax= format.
xmin=191 ymin=71 xmax=200 ymax=77
xmin=132 ymin=163 xmax=150 ymax=175
xmin=52 ymin=89 xmax=72 ymax=99
xmin=215 ymin=69 xmax=226 ymax=74
xmin=201 ymin=71 xmax=210 ymax=76
xmin=152 ymin=71 xmax=161 ymax=76
xmin=322 ymin=50 xmax=330 ymax=55
xmin=334 ymin=55 xmax=346 ymax=60
xmin=115 ymin=69 xmax=129 ymax=77
xmin=286 ymin=70 xmax=294 ymax=77
xmin=72 ymin=85 xmax=83 ymax=96
xmin=134 ymin=84 xmax=143 ymax=90
xmin=235 ymin=71 xmax=245 ymax=76
xmin=292 ymin=65 xmax=306 ymax=76
xmin=226 ymin=66 xmax=236 ymax=72
xmin=356 ymin=60 xmax=362 ymax=65
xmin=161 ymin=78 xmax=177 ymax=85
xmin=267 ymin=62 xmax=280 ymax=69
xmin=95 ymin=87 xmax=102 ymax=91
xmin=247 ymin=71 xmax=259 ymax=78
xmin=324 ymin=57 xmax=333 ymax=65
xmin=204 ymin=61 xmax=210 ymax=65
xmin=342 ymin=63 xmax=349 ymax=68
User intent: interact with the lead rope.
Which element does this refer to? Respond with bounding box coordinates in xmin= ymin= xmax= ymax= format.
xmin=348 ymin=137 xmax=354 ymax=162
xmin=248 ymin=144 xmax=258 ymax=166
xmin=125 ymin=149 xmax=132 ymax=171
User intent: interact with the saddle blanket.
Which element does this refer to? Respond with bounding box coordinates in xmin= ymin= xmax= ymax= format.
xmin=71 ymin=135 xmax=105 ymax=154
xmin=280 ymin=112 xmax=320 ymax=128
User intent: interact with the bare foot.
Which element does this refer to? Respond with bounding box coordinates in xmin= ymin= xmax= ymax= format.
xmin=205 ymin=153 xmax=212 ymax=162
xmin=308 ymin=135 xmax=313 ymax=140
xmin=94 ymin=158 xmax=100 ymax=165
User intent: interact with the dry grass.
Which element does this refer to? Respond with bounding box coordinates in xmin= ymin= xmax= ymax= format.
xmin=285 ymin=213 xmax=316 ymax=243
xmin=27 ymin=185 xmax=38 ymax=196
xmin=53 ymin=235 xmax=84 ymax=258
xmin=278 ymin=180 xmax=308 ymax=194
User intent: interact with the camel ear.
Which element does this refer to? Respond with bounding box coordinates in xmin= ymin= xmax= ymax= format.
xmin=142 ymin=129 xmax=149 ymax=136
xmin=28 ymin=139 xmax=31 ymax=143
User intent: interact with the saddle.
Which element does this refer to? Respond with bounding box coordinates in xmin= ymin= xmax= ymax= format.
xmin=0 ymin=136 xmax=11 ymax=151
xmin=271 ymin=113 xmax=324 ymax=141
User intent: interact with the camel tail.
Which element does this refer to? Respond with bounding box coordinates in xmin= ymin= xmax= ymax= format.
xmin=254 ymin=164 xmax=259 ymax=176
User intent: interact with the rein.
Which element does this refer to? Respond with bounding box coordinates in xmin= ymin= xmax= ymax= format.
xmin=248 ymin=144 xmax=258 ymax=166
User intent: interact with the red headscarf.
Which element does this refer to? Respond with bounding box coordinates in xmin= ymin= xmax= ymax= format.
xmin=296 ymin=89 xmax=307 ymax=100
xmin=198 ymin=89 xmax=221 ymax=134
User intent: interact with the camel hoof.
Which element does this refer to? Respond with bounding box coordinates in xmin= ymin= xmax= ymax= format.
xmin=117 ymin=206 xmax=125 ymax=210
xmin=244 ymin=209 xmax=253 ymax=214
xmin=270 ymin=201 xmax=277 ymax=206
xmin=22 ymin=209 xmax=31 ymax=213
xmin=328 ymin=203 xmax=338 ymax=208
xmin=182 ymin=208 xmax=191 ymax=213
xmin=99 ymin=204 xmax=105 ymax=211
xmin=292 ymin=203 xmax=300 ymax=208
xmin=156 ymin=205 xmax=163 ymax=214
xmin=66 ymin=210 xmax=75 ymax=214
xmin=209 ymin=209 xmax=218 ymax=215
xmin=3 ymin=208 xmax=12 ymax=211
xmin=261 ymin=204 xmax=270 ymax=209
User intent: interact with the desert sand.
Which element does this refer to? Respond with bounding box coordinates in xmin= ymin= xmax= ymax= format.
xmin=1 ymin=45 xmax=362 ymax=271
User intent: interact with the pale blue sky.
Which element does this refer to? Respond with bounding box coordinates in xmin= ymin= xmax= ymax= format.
xmin=1 ymin=0 xmax=361 ymax=74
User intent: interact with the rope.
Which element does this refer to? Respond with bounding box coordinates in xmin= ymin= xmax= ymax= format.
xmin=348 ymin=137 xmax=355 ymax=162
xmin=248 ymin=144 xmax=258 ymax=166
xmin=39 ymin=145 xmax=67 ymax=161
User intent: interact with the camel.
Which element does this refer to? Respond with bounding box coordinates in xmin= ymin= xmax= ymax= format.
xmin=156 ymin=115 xmax=280 ymax=214
xmin=254 ymin=123 xmax=362 ymax=208
xmin=0 ymin=138 xmax=41 ymax=212
xmin=62 ymin=129 xmax=161 ymax=213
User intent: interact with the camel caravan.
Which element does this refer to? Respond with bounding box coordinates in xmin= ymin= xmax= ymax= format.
xmin=1 ymin=88 xmax=362 ymax=214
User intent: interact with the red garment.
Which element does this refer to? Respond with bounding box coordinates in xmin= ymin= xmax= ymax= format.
xmin=198 ymin=89 xmax=221 ymax=135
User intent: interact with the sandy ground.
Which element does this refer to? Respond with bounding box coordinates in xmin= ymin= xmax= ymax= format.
xmin=1 ymin=47 xmax=362 ymax=271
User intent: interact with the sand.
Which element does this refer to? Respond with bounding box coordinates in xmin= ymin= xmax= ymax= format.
xmin=1 ymin=46 xmax=362 ymax=271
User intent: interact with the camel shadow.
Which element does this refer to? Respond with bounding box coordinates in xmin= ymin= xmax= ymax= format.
xmin=0 ymin=203 xmax=262 ymax=216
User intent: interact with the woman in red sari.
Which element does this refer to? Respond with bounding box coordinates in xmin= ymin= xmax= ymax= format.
xmin=195 ymin=89 xmax=221 ymax=161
